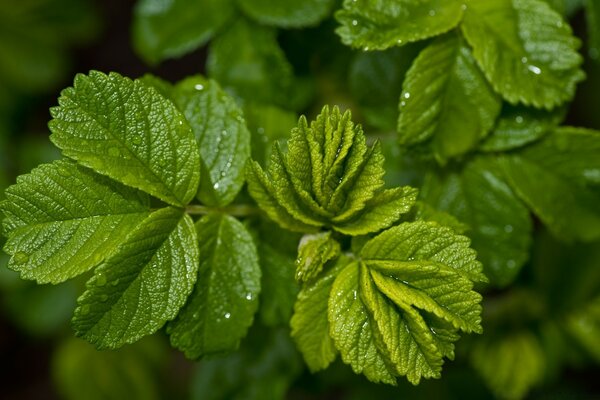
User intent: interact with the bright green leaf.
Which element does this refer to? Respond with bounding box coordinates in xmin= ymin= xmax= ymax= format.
xmin=237 ymin=0 xmax=335 ymax=28
xmin=49 ymin=71 xmax=200 ymax=207
xmin=168 ymin=213 xmax=260 ymax=359
xmin=398 ymin=33 xmax=501 ymax=162
xmin=1 ymin=160 xmax=150 ymax=284
xmin=291 ymin=256 xmax=348 ymax=372
xmin=500 ymin=128 xmax=600 ymax=241
xmin=73 ymin=207 xmax=199 ymax=349
xmin=172 ymin=76 xmax=250 ymax=206
xmin=207 ymin=18 xmax=294 ymax=108
xmin=295 ymin=231 xmax=340 ymax=282
xmin=461 ymin=0 xmax=584 ymax=109
xmin=132 ymin=0 xmax=234 ymax=64
xmin=336 ymin=0 xmax=464 ymax=51
xmin=421 ymin=157 xmax=532 ymax=286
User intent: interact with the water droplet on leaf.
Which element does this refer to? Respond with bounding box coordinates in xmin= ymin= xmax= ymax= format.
xmin=224 ymin=312 xmax=231 ymax=319
xmin=194 ymin=84 xmax=204 ymax=90
xmin=527 ymin=65 xmax=542 ymax=75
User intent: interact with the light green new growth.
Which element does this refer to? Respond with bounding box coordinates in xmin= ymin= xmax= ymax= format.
xmin=295 ymin=231 xmax=341 ymax=283
xmin=246 ymin=105 xmax=418 ymax=235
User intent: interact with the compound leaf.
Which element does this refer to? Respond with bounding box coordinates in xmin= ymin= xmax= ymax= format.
xmin=500 ymin=128 xmax=600 ymax=241
xmin=461 ymin=0 xmax=584 ymax=109
xmin=168 ymin=213 xmax=260 ymax=359
xmin=132 ymin=0 xmax=234 ymax=64
xmin=172 ymin=76 xmax=250 ymax=206
xmin=1 ymin=160 xmax=150 ymax=284
xmin=73 ymin=207 xmax=199 ymax=349
xmin=238 ymin=0 xmax=335 ymax=28
xmin=49 ymin=71 xmax=200 ymax=207
xmin=398 ymin=33 xmax=501 ymax=162
xmin=336 ymin=0 xmax=464 ymax=50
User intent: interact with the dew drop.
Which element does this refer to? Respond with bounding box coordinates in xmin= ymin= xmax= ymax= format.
xmin=224 ymin=312 xmax=231 ymax=319
xmin=193 ymin=312 xmax=200 ymax=319
xmin=96 ymin=273 xmax=107 ymax=287
xmin=352 ymin=19 xmax=358 ymax=26
xmin=556 ymin=20 xmax=563 ymax=28
xmin=404 ymin=92 xmax=411 ymax=99
xmin=521 ymin=57 xmax=528 ymax=64
xmin=461 ymin=4 xmax=467 ymax=10
xmin=245 ymin=293 xmax=253 ymax=300
xmin=527 ymin=65 xmax=541 ymax=75
xmin=397 ymin=39 xmax=403 ymax=44
xmin=213 ymin=182 xmax=220 ymax=189
xmin=363 ymin=46 xmax=370 ymax=51
xmin=429 ymin=9 xmax=436 ymax=16
xmin=100 ymin=294 xmax=109 ymax=302
xmin=13 ymin=252 xmax=29 ymax=264
xmin=400 ymin=101 xmax=406 ymax=107
xmin=108 ymin=147 xmax=120 ymax=157
xmin=221 ymin=130 xmax=228 ymax=136
xmin=504 ymin=225 xmax=514 ymax=233
xmin=80 ymin=305 xmax=90 ymax=315
xmin=194 ymin=84 xmax=204 ymax=91
xmin=515 ymin=116 xmax=524 ymax=124
xmin=178 ymin=120 xmax=183 ymax=125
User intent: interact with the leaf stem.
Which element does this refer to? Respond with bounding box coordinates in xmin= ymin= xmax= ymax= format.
xmin=185 ymin=204 xmax=261 ymax=217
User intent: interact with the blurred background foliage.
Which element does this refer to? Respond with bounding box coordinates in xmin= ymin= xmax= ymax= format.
xmin=0 ymin=0 xmax=599 ymax=399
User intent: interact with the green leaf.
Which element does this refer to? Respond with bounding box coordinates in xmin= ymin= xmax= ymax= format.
xmin=291 ymin=256 xmax=348 ymax=372
xmin=566 ymin=296 xmax=600 ymax=362
xmin=322 ymin=221 xmax=484 ymax=385
xmin=237 ymin=0 xmax=335 ymax=28
xmin=247 ymin=106 xmax=417 ymax=235
xmin=499 ymin=128 xmax=600 ymax=241
xmin=132 ymin=0 xmax=234 ymax=64
xmin=328 ymin=261 xmax=397 ymax=384
xmin=171 ymin=76 xmax=250 ymax=206
xmin=1 ymin=160 xmax=150 ymax=284
xmin=349 ymin=45 xmax=421 ymax=131
xmin=471 ymin=332 xmax=545 ymax=399
xmin=295 ymin=231 xmax=340 ymax=282
xmin=479 ymin=105 xmax=564 ymax=152
xmin=72 ymin=207 xmax=199 ymax=349
xmin=398 ymin=33 xmax=501 ymax=162
xmin=244 ymin=103 xmax=297 ymax=165
xmin=361 ymin=220 xmax=487 ymax=283
xmin=585 ymin=0 xmax=600 ymax=60
xmin=421 ymin=157 xmax=532 ymax=287
xmin=168 ymin=213 xmax=260 ymax=359
xmin=461 ymin=0 xmax=585 ymax=109
xmin=49 ymin=71 xmax=200 ymax=207
xmin=335 ymin=0 xmax=464 ymax=51
xmin=207 ymin=18 xmax=294 ymax=108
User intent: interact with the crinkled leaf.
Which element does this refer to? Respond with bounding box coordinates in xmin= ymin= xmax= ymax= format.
xmin=238 ymin=0 xmax=335 ymax=28
xmin=168 ymin=213 xmax=260 ymax=359
xmin=171 ymin=76 xmax=250 ymax=206
xmin=499 ymin=128 xmax=600 ymax=241
xmin=398 ymin=33 xmax=501 ymax=163
xmin=328 ymin=261 xmax=397 ymax=385
xmin=132 ymin=0 xmax=234 ymax=64
xmin=479 ymin=104 xmax=564 ymax=152
xmin=471 ymin=332 xmax=545 ymax=399
xmin=1 ymin=160 xmax=150 ymax=284
xmin=49 ymin=71 xmax=200 ymax=207
xmin=421 ymin=157 xmax=532 ymax=287
xmin=296 ymin=231 xmax=340 ymax=282
xmin=73 ymin=207 xmax=199 ymax=349
xmin=461 ymin=0 xmax=584 ymax=109
xmin=336 ymin=0 xmax=464 ymax=51
xmin=207 ymin=18 xmax=294 ymax=108
xmin=291 ymin=256 xmax=349 ymax=372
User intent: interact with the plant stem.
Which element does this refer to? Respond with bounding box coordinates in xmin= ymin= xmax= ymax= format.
xmin=185 ymin=204 xmax=261 ymax=217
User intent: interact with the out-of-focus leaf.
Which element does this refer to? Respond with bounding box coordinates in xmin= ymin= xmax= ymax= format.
xmin=238 ymin=0 xmax=335 ymax=28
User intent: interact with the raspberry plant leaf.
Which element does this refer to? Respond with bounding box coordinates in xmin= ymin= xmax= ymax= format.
xmin=168 ymin=213 xmax=261 ymax=359
xmin=49 ymin=71 xmax=201 ymax=207
xmin=397 ymin=32 xmax=501 ymax=163
xmin=461 ymin=0 xmax=585 ymax=109
xmin=335 ymin=0 xmax=464 ymax=51
xmin=247 ymin=106 xmax=418 ymax=235
xmin=237 ymin=0 xmax=335 ymax=28
xmin=499 ymin=128 xmax=600 ymax=241
xmin=1 ymin=159 xmax=150 ymax=284
xmin=171 ymin=76 xmax=250 ymax=207
xmin=73 ymin=207 xmax=199 ymax=349
xmin=295 ymin=231 xmax=341 ymax=283
xmin=132 ymin=0 xmax=235 ymax=64
xmin=421 ymin=157 xmax=532 ymax=287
